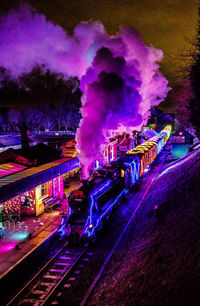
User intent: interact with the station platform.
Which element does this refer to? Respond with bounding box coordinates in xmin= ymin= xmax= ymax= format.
xmin=0 ymin=179 xmax=81 ymax=280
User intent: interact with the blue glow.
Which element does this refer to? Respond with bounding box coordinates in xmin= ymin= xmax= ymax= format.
xmin=85 ymin=188 xmax=127 ymax=237
xmin=151 ymin=130 xmax=167 ymax=155
xmin=124 ymin=160 xmax=140 ymax=187
xmin=10 ymin=232 xmax=29 ymax=241
xmin=58 ymin=226 xmax=66 ymax=237
xmin=58 ymin=213 xmax=70 ymax=237
xmin=84 ymin=180 xmax=114 ymax=237
xmin=85 ymin=41 xmax=101 ymax=62
xmin=157 ymin=139 xmax=162 ymax=154
xmin=172 ymin=144 xmax=189 ymax=158
xmin=95 ymin=160 xmax=100 ymax=169
xmin=144 ymin=166 xmax=150 ymax=173
xmin=124 ymin=162 xmax=134 ymax=186
xmin=158 ymin=137 xmax=165 ymax=153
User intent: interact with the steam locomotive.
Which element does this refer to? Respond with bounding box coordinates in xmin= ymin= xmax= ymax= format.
xmin=58 ymin=125 xmax=171 ymax=241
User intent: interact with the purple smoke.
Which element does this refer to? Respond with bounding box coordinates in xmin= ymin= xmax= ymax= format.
xmin=77 ymin=29 xmax=170 ymax=177
xmin=0 ymin=5 xmax=170 ymax=178
xmin=0 ymin=4 xmax=105 ymax=79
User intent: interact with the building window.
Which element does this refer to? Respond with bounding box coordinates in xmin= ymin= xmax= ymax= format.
xmin=41 ymin=184 xmax=47 ymax=197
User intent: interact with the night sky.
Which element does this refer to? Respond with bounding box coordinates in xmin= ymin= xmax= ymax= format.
xmin=0 ymin=0 xmax=198 ymax=111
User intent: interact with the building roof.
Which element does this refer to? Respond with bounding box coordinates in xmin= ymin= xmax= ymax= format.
xmin=15 ymin=142 xmax=61 ymax=165
xmin=0 ymin=157 xmax=80 ymax=202
xmin=0 ymin=162 xmax=27 ymax=178
xmin=0 ymin=148 xmax=33 ymax=166
xmin=0 ymin=135 xmax=21 ymax=147
xmin=172 ymin=130 xmax=193 ymax=138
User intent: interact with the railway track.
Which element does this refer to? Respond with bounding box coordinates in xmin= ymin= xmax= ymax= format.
xmin=44 ymin=156 xmax=166 ymax=306
xmin=7 ymin=242 xmax=89 ymax=306
xmin=7 ymin=155 xmax=167 ymax=306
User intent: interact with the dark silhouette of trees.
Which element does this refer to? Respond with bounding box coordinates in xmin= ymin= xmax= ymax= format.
xmin=0 ymin=66 xmax=82 ymax=132
xmin=189 ymin=56 xmax=200 ymax=137
xmin=148 ymin=107 xmax=174 ymax=131
xmin=180 ymin=2 xmax=200 ymax=138
xmin=176 ymin=78 xmax=193 ymax=130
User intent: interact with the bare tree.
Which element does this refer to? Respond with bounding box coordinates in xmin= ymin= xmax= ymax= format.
xmin=175 ymin=78 xmax=193 ymax=129
xmin=7 ymin=108 xmax=21 ymax=131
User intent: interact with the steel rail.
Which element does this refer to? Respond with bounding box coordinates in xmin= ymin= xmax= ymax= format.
xmin=7 ymin=240 xmax=88 ymax=306
xmin=42 ymin=246 xmax=88 ymax=306
xmin=7 ymin=240 xmax=69 ymax=305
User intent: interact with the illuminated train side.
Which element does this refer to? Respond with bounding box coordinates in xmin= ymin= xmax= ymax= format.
xmin=59 ymin=125 xmax=172 ymax=240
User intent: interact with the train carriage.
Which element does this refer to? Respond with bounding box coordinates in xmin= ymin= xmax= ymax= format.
xmin=59 ymin=125 xmax=172 ymax=241
xmin=150 ymin=135 xmax=165 ymax=154
xmin=126 ymin=141 xmax=157 ymax=176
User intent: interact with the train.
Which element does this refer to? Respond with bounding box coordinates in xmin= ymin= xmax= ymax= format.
xmin=58 ymin=125 xmax=172 ymax=241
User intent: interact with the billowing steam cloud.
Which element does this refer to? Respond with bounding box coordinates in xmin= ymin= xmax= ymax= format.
xmin=77 ymin=28 xmax=170 ymax=177
xmin=0 ymin=4 xmax=170 ymax=178
xmin=0 ymin=4 xmax=105 ymax=79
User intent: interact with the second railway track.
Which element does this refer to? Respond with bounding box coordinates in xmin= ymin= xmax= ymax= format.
xmin=7 ymin=242 xmax=89 ymax=306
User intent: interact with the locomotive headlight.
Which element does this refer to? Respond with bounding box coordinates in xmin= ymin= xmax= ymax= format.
xmin=89 ymin=224 xmax=93 ymax=229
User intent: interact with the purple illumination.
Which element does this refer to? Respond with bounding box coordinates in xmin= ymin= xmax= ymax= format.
xmin=0 ymin=5 xmax=170 ymax=178
xmin=0 ymin=5 xmax=105 ymax=79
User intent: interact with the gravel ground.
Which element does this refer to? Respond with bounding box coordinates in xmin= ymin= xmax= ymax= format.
xmin=89 ymin=148 xmax=200 ymax=306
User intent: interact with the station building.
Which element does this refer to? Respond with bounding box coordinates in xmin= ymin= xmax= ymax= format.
xmin=0 ymin=156 xmax=80 ymax=221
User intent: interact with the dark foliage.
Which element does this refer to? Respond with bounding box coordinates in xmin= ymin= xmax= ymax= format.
xmin=0 ymin=66 xmax=82 ymax=131
xmin=187 ymin=6 xmax=200 ymax=139
xmin=0 ymin=66 xmax=81 ymax=107
xmin=147 ymin=107 xmax=174 ymax=131
xmin=189 ymin=54 xmax=200 ymax=138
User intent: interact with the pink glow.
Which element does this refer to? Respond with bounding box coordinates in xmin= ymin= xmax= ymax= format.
xmin=0 ymin=242 xmax=16 ymax=254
